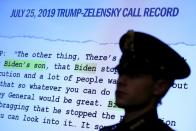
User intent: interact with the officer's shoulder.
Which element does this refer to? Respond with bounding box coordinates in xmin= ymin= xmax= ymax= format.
xmin=99 ymin=123 xmax=119 ymax=131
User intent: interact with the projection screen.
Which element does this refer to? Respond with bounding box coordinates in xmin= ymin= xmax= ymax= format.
xmin=0 ymin=1 xmax=196 ymax=131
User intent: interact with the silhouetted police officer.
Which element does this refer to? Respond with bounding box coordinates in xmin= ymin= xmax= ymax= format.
xmin=100 ymin=30 xmax=190 ymax=131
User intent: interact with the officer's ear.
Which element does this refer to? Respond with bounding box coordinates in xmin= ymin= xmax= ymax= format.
xmin=152 ymin=79 xmax=170 ymax=97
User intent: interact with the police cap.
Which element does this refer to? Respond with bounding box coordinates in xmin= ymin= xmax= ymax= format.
xmin=116 ymin=30 xmax=190 ymax=79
